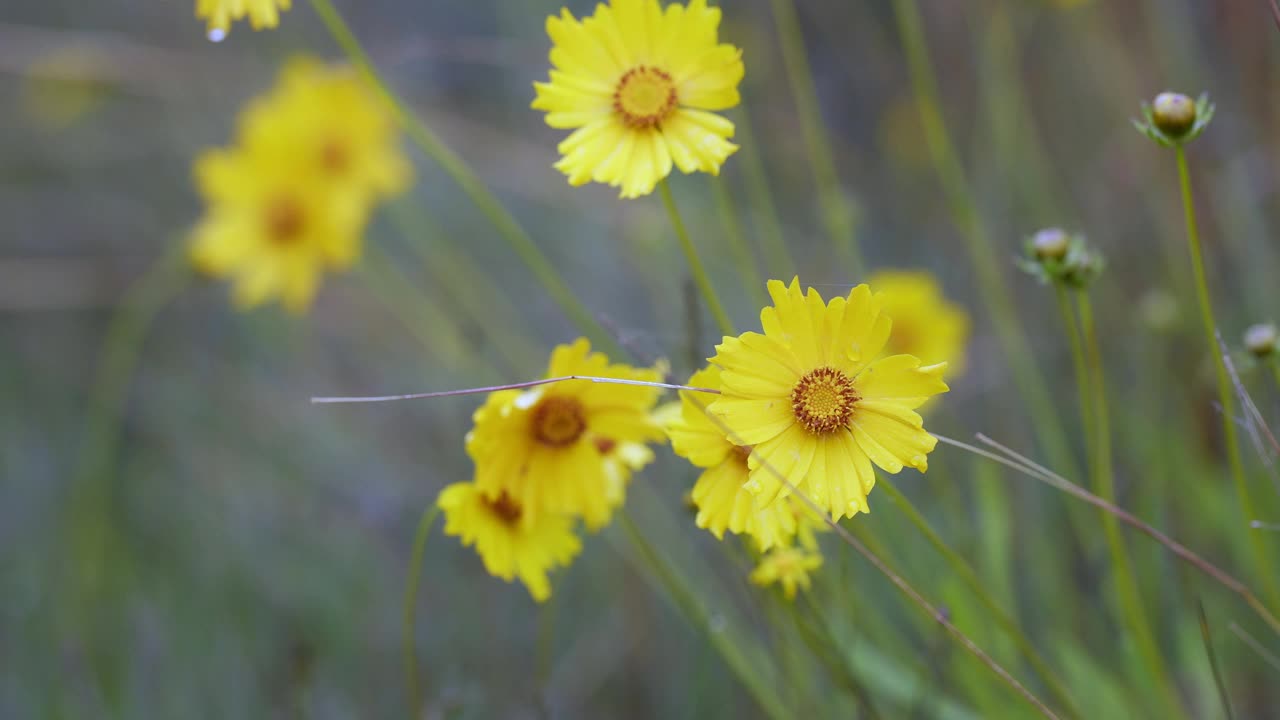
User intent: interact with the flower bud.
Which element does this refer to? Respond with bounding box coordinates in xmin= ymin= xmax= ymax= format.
xmin=1243 ymin=323 xmax=1277 ymax=358
xmin=1151 ymin=92 xmax=1196 ymax=138
xmin=1031 ymin=227 xmax=1070 ymax=260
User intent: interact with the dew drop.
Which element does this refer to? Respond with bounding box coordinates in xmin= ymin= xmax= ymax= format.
xmin=207 ymin=27 xmax=228 ymax=43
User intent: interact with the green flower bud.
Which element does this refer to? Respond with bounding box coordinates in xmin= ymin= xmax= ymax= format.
xmin=1031 ymin=227 xmax=1070 ymax=261
xmin=1244 ymin=323 xmax=1277 ymax=358
xmin=1151 ymin=92 xmax=1197 ymax=138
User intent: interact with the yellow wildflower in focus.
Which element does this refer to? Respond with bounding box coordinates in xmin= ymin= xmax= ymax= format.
xmin=467 ymin=339 xmax=666 ymax=530
xmin=532 ymin=0 xmax=744 ymax=198
xmin=869 ymin=270 xmax=970 ymax=376
xmin=750 ymin=547 xmax=823 ymax=600
xmin=438 ymin=482 xmax=582 ymax=603
xmin=709 ymin=278 xmax=950 ymax=519
xmin=189 ymin=58 xmax=410 ymax=312
xmin=196 ymin=0 xmax=291 ymax=39
xmin=666 ymin=366 xmax=819 ymax=551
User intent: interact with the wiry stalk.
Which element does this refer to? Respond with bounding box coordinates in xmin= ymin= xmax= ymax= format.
xmin=661 ymin=179 xmax=735 ymax=337
xmin=403 ymin=504 xmax=441 ymax=716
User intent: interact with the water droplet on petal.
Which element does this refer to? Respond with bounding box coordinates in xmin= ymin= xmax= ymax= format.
xmin=208 ymin=28 xmax=228 ymax=43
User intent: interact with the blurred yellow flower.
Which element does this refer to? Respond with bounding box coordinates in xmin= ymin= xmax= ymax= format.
xmin=666 ymin=365 xmax=820 ymax=551
xmin=709 ymin=279 xmax=949 ymax=519
xmin=532 ymin=0 xmax=744 ymax=198
xmin=750 ymin=547 xmax=823 ymax=600
xmin=197 ymin=0 xmax=292 ymax=39
xmin=467 ymin=339 xmax=666 ymax=530
xmin=189 ymin=58 xmax=410 ymax=312
xmin=438 ymin=482 xmax=582 ymax=603
xmin=869 ymin=270 xmax=970 ymax=376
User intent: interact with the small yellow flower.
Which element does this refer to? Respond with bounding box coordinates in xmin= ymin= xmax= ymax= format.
xmin=189 ymin=58 xmax=410 ymax=312
xmin=438 ymin=482 xmax=582 ymax=603
xmin=189 ymin=144 xmax=365 ymax=311
xmin=869 ymin=270 xmax=970 ymax=376
xmin=532 ymin=0 xmax=744 ymax=198
xmin=666 ymin=366 xmax=819 ymax=551
xmin=709 ymin=278 xmax=950 ymax=519
xmin=196 ymin=0 xmax=292 ymax=39
xmin=750 ymin=547 xmax=823 ymax=600
xmin=467 ymin=339 xmax=666 ymax=530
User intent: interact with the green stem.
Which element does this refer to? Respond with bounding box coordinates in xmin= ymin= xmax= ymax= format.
xmin=1272 ymin=363 xmax=1280 ymax=397
xmin=305 ymin=0 xmax=622 ymax=359
xmin=403 ymin=503 xmax=441 ymax=717
xmin=1055 ymin=286 xmax=1092 ymax=459
xmin=1078 ymin=292 xmax=1180 ymax=715
xmin=767 ymin=0 xmax=864 ymax=276
xmin=710 ymin=177 xmax=767 ymax=306
xmin=890 ymin=0 xmax=1076 ymax=483
xmin=1174 ymin=145 xmax=1278 ymax=605
xmin=618 ymin=513 xmax=789 ymax=720
xmin=660 ymin=179 xmax=734 ymax=337
xmin=733 ymin=111 xmax=794 ymax=278
xmin=876 ymin=478 xmax=1082 ymax=718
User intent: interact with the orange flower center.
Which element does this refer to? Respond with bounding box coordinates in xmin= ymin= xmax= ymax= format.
xmin=263 ymin=195 xmax=306 ymax=246
xmin=320 ymin=137 xmax=351 ymax=174
xmin=483 ymin=491 xmax=523 ymax=527
xmin=531 ymin=396 xmax=587 ymax=447
xmin=791 ymin=367 xmax=859 ymax=434
xmin=614 ymin=66 xmax=677 ymax=129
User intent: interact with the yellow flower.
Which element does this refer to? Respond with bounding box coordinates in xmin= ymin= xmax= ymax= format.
xmin=467 ymin=339 xmax=666 ymax=530
xmin=666 ymin=366 xmax=817 ymax=551
xmin=709 ymin=278 xmax=950 ymax=519
xmin=749 ymin=547 xmax=823 ymax=600
xmin=196 ymin=0 xmax=291 ymax=39
xmin=869 ymin=270 xmax=970 ymax=376
xmin=239 ymin=59 xmax=412 ymax=208
xmin=189 ymin=58 xmax=410 ymax=312
xmin=189 ymin=144 xmax=366 ymax=311
xmin=532 ymin=0 xmax=744 ymax=198
xmin=438 ymin=482 xmax=582 ymax=603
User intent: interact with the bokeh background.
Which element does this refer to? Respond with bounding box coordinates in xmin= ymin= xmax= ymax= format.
xmin=4 ymin=0 xmax=1280 ymax=717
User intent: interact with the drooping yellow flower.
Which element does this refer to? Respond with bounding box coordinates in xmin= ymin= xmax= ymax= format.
xmin=196 ymin=0 xmax=291 ymax=39
xmin=189 ymin=144 xmax=366 ymax=311
xmin=666 ymin=365 xmax=820 ymax=551
xmin=750 ymin=547 xmax=823 ymax=600
xmin=532 ymin=0 xmax=744 ymax=198
xmin=467 ymin=339 xmax=666 ymax=530
xmin=869 ymin=270 xmax=970 ymax=376
xmin=189 ymin=58 xmax=410 ymax=312
xmin=438 ymin=482 xmax=582 ymax=603
xmin=709 ymin=278 xmax=950 ymax=519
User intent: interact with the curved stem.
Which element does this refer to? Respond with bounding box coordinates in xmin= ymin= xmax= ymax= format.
xmin=305 ymin=0 xmax=622 ymax=359
xmin=660 ymin=179 xmax=734 ymax=337
xmin=710 ymin=177 xmax=767 ymax=306
xmin=767 ymin=0 xmax=864 ymax=276
xmin=890 ymin=0 xmax=1076 ymax=482
xmin=1174 ymin=145 xmax=1278 ymax=605
xmin=877 ymin=478 xmax=1082 ymax=718
xmin=403 ymin=503 xmax=441 ymax=716
xmin=1078 ymin=292 xmax=1179 ymax=713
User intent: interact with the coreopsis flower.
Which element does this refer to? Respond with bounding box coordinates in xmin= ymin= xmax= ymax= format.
xmin=868 ymin=270 xmax=970 ymax=376
xmin=749 ymin=547 xmax=823 ymax=600
xmin=239 ymin=59 xmax=412 ymax=211
xmin=196 ymin=0 xmax=291 ymax=39
xmin=467 ymin=339 xmax=666 ymax=530
xmin=438 ymin=482 xmax=582 ymax=603
xmin=531 ymin=0 xmax=744 ymax=198
xmin=709 ymin=279 xmax=949 ymax=519
xmin=666 ymin=365 xmax=819 ymax=551
xmin=189 ymin=144 xmax=367 ymax=311
xmin=189 ymin=58 xmax=410 ymax=311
